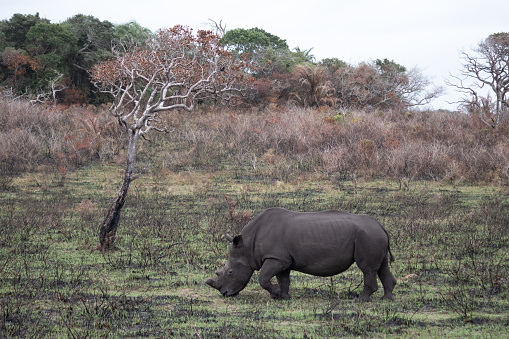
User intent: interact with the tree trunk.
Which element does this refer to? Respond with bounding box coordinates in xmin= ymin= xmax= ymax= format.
xmin=97 ymin=129 xmax=138 ymax=251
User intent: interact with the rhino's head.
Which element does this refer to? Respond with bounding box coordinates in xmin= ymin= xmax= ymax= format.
xmin=205 ymin=234 xmax=254 ymax=297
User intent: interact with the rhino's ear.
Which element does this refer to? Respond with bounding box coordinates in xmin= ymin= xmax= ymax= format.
xmin=232 ymin=235 xmax=243 ymax=248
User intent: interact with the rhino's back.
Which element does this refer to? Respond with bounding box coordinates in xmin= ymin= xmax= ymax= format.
xmin=243 ymin=208 xmax=388 ymax=276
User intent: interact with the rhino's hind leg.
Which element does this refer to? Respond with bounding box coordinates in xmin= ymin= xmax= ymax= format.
xmin=359 ymin=270 xmax=378 ymax=302
xmin=377 ymin=256 xmax=396 ymax=300
xmin=276 ymin=269 xmax=291 ymax=300
xmin=259 ymin=259 xmax=291 ymax=300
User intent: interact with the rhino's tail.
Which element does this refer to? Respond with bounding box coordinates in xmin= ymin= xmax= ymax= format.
xmin=388 ymin=239 xmax=395 ymax=263
xmin=379 ymin=222 xmax=395 ymax=263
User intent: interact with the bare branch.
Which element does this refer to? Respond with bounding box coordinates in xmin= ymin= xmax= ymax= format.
xmin=27 ymin=70 xmax=67 ymax=105
xmin=206 ymin=19 xmax=227 ymax=37
xmin=448 ymin=33 xmax=509 ymax=127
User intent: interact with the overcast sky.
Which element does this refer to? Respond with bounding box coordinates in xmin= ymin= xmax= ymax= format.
xmin=3 ymin=0 xmax=509 ymax=110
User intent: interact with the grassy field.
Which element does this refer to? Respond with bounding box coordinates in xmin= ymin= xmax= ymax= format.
xmin=1 ymin=158 xmax=508 ymax=338
xmin=1 ymin=104 xmax=508 ymax=338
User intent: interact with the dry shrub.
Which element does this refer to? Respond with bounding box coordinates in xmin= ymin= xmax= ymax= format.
xmin=357 ymin=139 xmax=375 ymax=161
xmin=208 ymin=106 xmax=509 ymax=184
xmin=0 ymin=129 xmax=46 ymax=173
xmin=74 ymin=199 xmax=97 ymax=222
xmin=0 ymin=99 xmax=59 ymax=174
xmin=0 ymin=98 xmax=122 ymax=174
xmin=0 ymin=95 xmax=62 ymax=133
xmin=63 ymin=106 xmax=122 ymax=165
xmin=260 ymin=148 xmax=277 ymax=164
xmin=321 ymin=147 xmax=347 ymax=173
xmin=224 ymin=195 xmax=253 ymax=234
xmin=4 ymin=96 xmax=509 ymax=185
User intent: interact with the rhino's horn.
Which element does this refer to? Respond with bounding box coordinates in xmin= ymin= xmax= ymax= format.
xmin=225 ymin=233 xmax=234 ymax=242
xmin=205 ymin=278 xmax=218 ymax=289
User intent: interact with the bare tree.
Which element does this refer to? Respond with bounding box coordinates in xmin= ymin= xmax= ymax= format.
xmin=206 ymin=19 xmax=227 ymax=37
xmin=28 ymin=70 xmax=66 ymax=105
xmin=402 ymin=67 xmax=444 ymax=108
xmin=448 ymin=33 xmax=509 ymax=127
xmin=332 ymin=61 xmax=442 ymax=110
xmin=91 ymin=25 xmax=252 ymax=251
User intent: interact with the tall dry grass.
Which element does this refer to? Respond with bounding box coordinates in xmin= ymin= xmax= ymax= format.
xmin=208 ymin=107 xmax=509 ymax=183
xmin=2 ymin=97 xmax=508 ymax=185
xmin=0 ymin=99 xmax=121 ymax=179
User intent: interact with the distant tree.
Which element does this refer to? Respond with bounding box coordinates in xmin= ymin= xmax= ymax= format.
xmin=63 ymin=15 xmax=116 ymax=96
xmin=258 ymin=46 xmax=315 ymax=76
xmin=331 ymin=59 xmax=442 ymax=110
xmin=373 ymin=58 xmax=409 ymax=107
xmin=24 ymin=22 xmax=77 ymax=101
xmin=91 ymin=25 xmax=253 ymax=251
xmin=27 ymin=69 xmax=66 ymax=105
xmin=400 ymin=66 xmax=444 ymax=108
xmin=253 ymin=47 xmax=294 ymax=76
xmin=319 ymin=57 xmax=347 ymax=76
xmin=290 ymin=63 xmax=335 ymax=107
xmin=0 ymin=22 xmax=6 ymax=51
xmin=291 ymin=46 xmax=315 ymax=64
xmin=448 ymin=32 xmax=509 ymax=128
xmin=65 ymin=15 xmax=115 ymax=60
xmin=334 ymin=62 xmax=387 ymax=108
xmin=0 ymin=13 xmax=49 ymax=50
xmin=26 ymin=22 xmax=77 ymax=65
xmin=206 ymin=19 xmax=227 ymax=37
xmin=221 ymin=27 xmax=288 ymax=55
xmin=0 ymin=13 xmax=50 ymax=95
xmin=0 ymin=48 xmax=41 ymax=90
xmin=221 ymin=27 xmax=299 ymax=78
xmin=375 ymin=58 xmax=406 ymax=74
xmin=0 ymin=14 xmax=149 ymax=104
xmin=113 ymin=21 xmax=153 ymax=48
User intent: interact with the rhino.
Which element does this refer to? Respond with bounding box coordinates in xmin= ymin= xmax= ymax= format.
xmin=205 ymin=208 xmax=396 ymax=301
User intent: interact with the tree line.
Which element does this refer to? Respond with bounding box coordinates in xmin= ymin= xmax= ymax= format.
xmin=1 ymin=13 xmax=444 ymax=110
xmin=0 ymin=13 xmax=151 ymax=105
xmin=1 ymin=13 xmax=508 ymax=120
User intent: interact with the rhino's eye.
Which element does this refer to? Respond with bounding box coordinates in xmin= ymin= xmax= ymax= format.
xmin=227 ymin=269 xmax=234 ymax=276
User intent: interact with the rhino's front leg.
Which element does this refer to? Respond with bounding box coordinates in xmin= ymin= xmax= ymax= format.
xmin=259 ymin=259 xmax=291 ymax=300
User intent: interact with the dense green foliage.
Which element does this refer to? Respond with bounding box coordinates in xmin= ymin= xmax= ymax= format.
xmin=0 ymin=13 xmax=147 ymax=104
xmin=0 ymin=13 xmax=50 ymax=50
xmin=220 ymin=27 xmax=304 ymax=77
xmin=221 ymin=27 xmax=289 ymax=54
xmin=0 ymin=13 xmax=445 ymax=109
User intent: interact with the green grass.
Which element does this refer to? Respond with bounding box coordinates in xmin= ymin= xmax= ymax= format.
xmin=1 ymin=159 xmax=508 ymax=338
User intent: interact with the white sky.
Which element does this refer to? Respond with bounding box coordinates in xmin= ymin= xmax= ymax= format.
xmin=3 ymin=0 xmax=509 ymax=110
